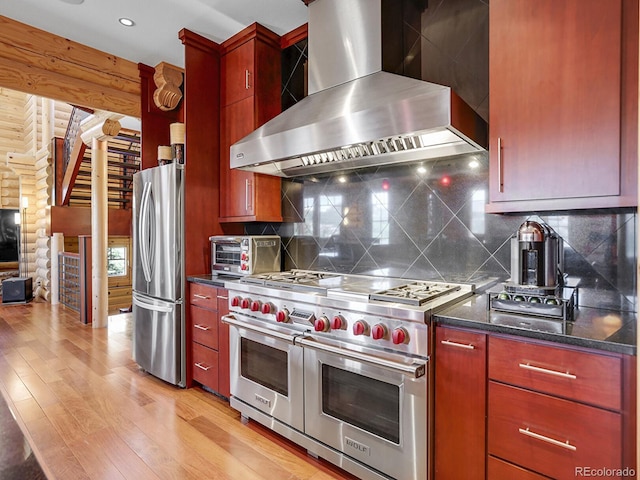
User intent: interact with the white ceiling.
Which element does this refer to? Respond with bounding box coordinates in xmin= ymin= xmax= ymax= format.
xmin=1 ymin=0 xmax=309 ymax=68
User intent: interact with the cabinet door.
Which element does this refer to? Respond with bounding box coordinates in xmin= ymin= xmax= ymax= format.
xmin=434 ymin=326 xmax=487 ymax=480
xmin=217 ymin=289 xmax=231 ymax=398
xmin=220 ymin=97 xmax=256 ymax=218
xmin=489 ymin=0 xmax=622 ymax=205
xmin=192 ymin=342 xmax=219 ymax=391
xmin=220 ymin=98 xmax=282 ymax=222
xmin=190 ymin=304 xmax=219 ymax=350
xmin=489 ymin=381 xmax=622 ymax=479
xmin=221 ymin=41 xmax=254 ymax=106
xmin=488 ymin=456 xmax=550 ymax=480
xmin=489 ymin=336 xmax=622 ymax=410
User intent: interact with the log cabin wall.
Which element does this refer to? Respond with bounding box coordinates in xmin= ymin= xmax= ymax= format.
xmin=1 ymin=90 xmax=72 ymax=297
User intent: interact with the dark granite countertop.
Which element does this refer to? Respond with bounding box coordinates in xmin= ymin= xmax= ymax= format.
xmin=187 ymin=274 xmax=241 ymax=289
xmin=435 ymin=293 xmax=637 ymax=356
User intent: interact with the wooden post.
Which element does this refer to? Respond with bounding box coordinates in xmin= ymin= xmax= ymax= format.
xmin=81 ymin=113 xmax=122 ymax=328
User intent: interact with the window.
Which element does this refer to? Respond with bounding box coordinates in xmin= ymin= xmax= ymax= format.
xmin=371 ymin=191 xmax=389 ymax=245
xmin=107 ymin=236 xmax=131 ymax=287
xmin=294 ymin=196 xmax=316 ymax=236
xmin=319 ymin=195 xmax=343 ymax=239
xmin=107 ymin=246 xmax=127 ymax=276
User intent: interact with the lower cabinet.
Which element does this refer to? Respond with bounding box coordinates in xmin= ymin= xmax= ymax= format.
xmin=434 ymin=326 xmax=487 ymax=480
xmin=434 ymin=325 xmax=635 ymax=480
xmin=188 ymin=282 xmax=230 ymax=398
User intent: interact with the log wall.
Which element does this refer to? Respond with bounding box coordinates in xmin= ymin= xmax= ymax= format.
xmin=0 ymin=16 xmax=140 ymax=118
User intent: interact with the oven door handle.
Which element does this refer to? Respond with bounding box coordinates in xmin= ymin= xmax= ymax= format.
xmin=221 ymin=314 xmax=296 ymax=344
xmin=297 ymin=337 xmax=426 ymax=379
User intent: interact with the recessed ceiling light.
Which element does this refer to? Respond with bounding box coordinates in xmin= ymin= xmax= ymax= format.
xmin=119 ymin=17 xmax=135 ymax=27
xmin=59 ymin=0 xmax=85 ymax=4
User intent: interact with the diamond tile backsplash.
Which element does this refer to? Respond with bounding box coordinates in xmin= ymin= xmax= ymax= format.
xmin=246 ymin=155 xmax=637 ymax=313
xmin=259 ymin=0 xmax=637 ymax=313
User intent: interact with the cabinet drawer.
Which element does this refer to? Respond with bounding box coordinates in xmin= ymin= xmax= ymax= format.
xmin=190 ymin=305 xmax=218 ymax=350
xmin=488 ymin=382 xmax=621 ymax=479
xmin=192 ymin=342 xmax=219 ymax=391
xmin=189 ymin=283 xmax=218 ymax=311
xmin=489 ymin=336 xmax=622 ymax=410
xmin=488 ymin=456 xmax=550 ymax=480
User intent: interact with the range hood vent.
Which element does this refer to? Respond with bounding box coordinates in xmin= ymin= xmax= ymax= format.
xmin=230 ymin=0 xmax=487 ymax=178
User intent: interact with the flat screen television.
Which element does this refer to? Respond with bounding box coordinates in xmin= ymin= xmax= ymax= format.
xmin=0 ymin=209 xmax=19 ymax=262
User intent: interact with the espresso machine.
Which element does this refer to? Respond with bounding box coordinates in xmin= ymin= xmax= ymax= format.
xmin=508 ymin=221 xmax=564 ymax=293
xmin=488 ymin=221 xmax=577 ymax=331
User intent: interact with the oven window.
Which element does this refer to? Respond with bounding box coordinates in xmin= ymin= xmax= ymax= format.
xmin=322 ymin=364 xmax=400 ymax=444
xmin=241 ymin=338 xmax=288 ymax=396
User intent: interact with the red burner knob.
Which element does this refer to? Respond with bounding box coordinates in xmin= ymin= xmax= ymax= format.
xmin=353 ymin=320 xmax=368 ymax=336
xmin=371 ymin=324 xmax=386 ymax=340
xmin=261 ymin=302 xmax=273 ymax=314
xmin=250 ymin=300 xmax=261 ymax=312
xmin=241 ymin=264 xmax=248 ymax=271
xmin=241 ymin=252 xmax=248 ymax=261
xmin=276 ymin=308 xmax=290 ymax=323
xmin=314 ymin=316 xmax=330 ymax=332
xmin=392 ymin=327 xmax=408 ymax=345
xmin=240 ymin=298 xmax=251 ymax=309
xmin=231 ymin=296 xmax=241 ymax=307
xmin=331 ymin=315 xmax=345 ymax=330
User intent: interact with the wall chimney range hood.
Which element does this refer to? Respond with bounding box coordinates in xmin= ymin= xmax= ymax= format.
xmin=230 ymin=0 xmax=488 ymax=178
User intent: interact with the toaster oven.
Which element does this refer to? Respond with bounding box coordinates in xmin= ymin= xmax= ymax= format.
xmin=209 ymin=235 xmax=281 ymax=276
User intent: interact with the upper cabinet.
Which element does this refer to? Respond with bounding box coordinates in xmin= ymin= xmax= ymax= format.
xmin=219 ymin=24 xmax=283 ymax=223
xmin=486 ymin=0 xmax=638 ymax=213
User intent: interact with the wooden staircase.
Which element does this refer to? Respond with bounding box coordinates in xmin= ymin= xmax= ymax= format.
xmin=58 ymin=107 xmax=140 ymax=209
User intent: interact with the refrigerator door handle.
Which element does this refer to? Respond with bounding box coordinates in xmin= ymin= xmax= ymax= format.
xmin=133 ymin=292 xmax=174 ymax=313
xmin=139 ymin=182 xmax=153 ymax=283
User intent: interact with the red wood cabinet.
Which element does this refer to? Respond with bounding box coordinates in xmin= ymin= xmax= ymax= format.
xmin=219 ymin=24 xmax=283 ymax=223
xmin=188 ymin=282 xmax=230 ymax=398
xmin=487 ymin=0 xmax=638 ymax=212
xmin=487 ymin=335 xmax=630 ymax=479
xmin=434 ymin=326 xmax=487 ymax=480
xmin=489 ymin=382 xmax=621 ymax=479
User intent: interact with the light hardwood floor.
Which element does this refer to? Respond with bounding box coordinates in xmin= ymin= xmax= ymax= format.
xmin=0 ymin=299 xmax=356 ymax=480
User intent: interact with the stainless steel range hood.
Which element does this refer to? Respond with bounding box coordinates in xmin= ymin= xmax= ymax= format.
xmin=230 ymin=0 xmax=488 ymax=178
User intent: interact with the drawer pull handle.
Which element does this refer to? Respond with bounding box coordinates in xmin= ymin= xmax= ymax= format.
xmin=519 ymin=363 xmax=577 ymax=380
xmin=217 ymin=296 xmax=228 ymax=300
xmin=441 ymin=339 xmax=475 ymax=350
xmin=193 ymin=294 xmax=210 ymax=300
xmin=194 ymin=324 xmax=210 ymax=331
xmin=195 ymin=362 xmax=212 ymax=371
xmin=518 ymin=427 xmax=577 ymax=451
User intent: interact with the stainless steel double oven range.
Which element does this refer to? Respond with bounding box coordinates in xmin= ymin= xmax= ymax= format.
xmin=222 ymin=270 xmax=473 ymax=480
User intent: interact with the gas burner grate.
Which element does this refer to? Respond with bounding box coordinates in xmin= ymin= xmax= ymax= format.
xmin=370 ymin=282 xmax=461 ymax=306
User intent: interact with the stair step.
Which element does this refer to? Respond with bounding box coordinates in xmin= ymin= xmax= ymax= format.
xmin=69 ymin=195 xmax=131 ymax=203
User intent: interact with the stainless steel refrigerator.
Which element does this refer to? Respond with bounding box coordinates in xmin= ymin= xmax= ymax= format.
xmin=132 ymin=162 xmax=186 ymax=387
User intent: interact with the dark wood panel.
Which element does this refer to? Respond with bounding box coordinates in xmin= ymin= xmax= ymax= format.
xmin=280 ymin=23 xmax=308 ymax=49
xmin=217 ymin=289 xmax=231 ymax=398
xmin=434 ymin=326 xmax=487 ymax=480
xmin=179 ymin=29 xmax=225 ymax=277
xmin=49 ymin=206 xmax=131 ymax=236
xmin=489 ymin=336 xmax=622 ymax=410
xmin=488 ymin=382 xmax=622 ymax=479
